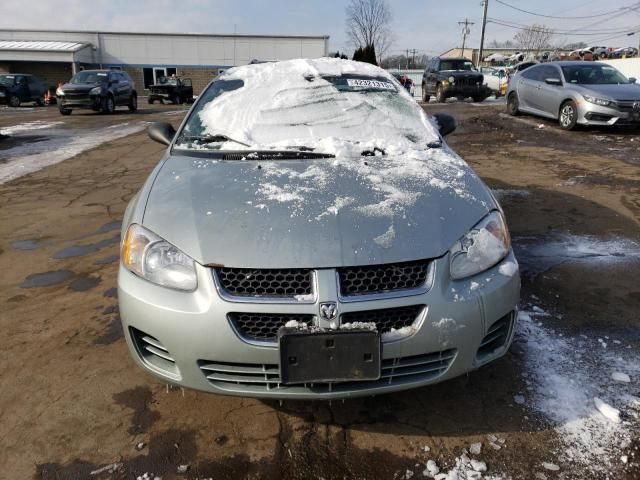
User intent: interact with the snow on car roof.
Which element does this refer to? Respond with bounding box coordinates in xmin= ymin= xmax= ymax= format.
xmin=196 ymin=57 xmax=440 ymax=154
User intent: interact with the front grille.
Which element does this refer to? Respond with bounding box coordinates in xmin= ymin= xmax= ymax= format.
xmin=341 ymin=305 xmax=424 ymax=334
xmin=198 ymin=349 xmax=456 ymax=393
xmin=616 ymin=100 xmax=639 ymax=113
xmin=476 ymin=312 xmax=514 ymax=361
xmin=130 ymin=328 xmax=179 ymax=376
xmin=63 ymin=91 xmax=90 ymax=100
xmin=229 ymin=312 xmax=315 ymax=342
xmin=216 ymin=267 xmax=313 ymax=299
xmin=338 ymin=260 xmax=430 ymax=297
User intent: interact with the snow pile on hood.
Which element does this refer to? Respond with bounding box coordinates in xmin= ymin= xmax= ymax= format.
xmin=196 ymin=58 xmax=440 ymax=153
xmin=516 ymin=307 xmax=639 ymax=474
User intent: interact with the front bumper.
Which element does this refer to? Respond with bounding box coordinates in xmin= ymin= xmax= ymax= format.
xmin=118 ymin=251 xmax=520 ymax=399
xmin=57 ymin=94 xmax=102 ymax=109
xmin=444 ymin=83 xmax=489 ymax=98
xmin=579 ymin=102 xmax=640 ymax=126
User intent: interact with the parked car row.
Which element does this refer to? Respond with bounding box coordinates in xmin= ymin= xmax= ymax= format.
xmin=1 ymin=68 xmax=194 ymax=115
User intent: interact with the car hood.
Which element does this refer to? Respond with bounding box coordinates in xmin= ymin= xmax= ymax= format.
xmin=141 ymin=149 xmax=496 ymax=268
xmin=61 ymin=82 xmax=101 ymax=92
xmin=575 ymin=83 xmax=640 ymax=99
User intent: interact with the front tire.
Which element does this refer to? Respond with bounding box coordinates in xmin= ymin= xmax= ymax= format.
xmin=128 ymin=94 xmax=137 ymax=112
xmin=148 ymin=97 xmax=154 ymax=104
xmin=435 ymin=84 xmax=446 ymax=103
xmin=59 ymin=107 xmax=72 ymax=116
xmin=422 ymin=84 xmax=429 ymax=103
xmin=559 ymin=100 xmax=578 ymax=130
xmin=8 ymin=95 xmax=20 ymax=108
xmin=102 ymin=95 xmax=115 ymax=114
xmin=507 ymin=92 xmax=520 ymax=116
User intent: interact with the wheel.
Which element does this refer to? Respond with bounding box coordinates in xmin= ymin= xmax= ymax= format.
xmin=559 ymin=100 xmax=578 ymax=130
xmin=59 ymin=107 xmax=72 ymax=116
xmin=128 ymin=94 xmax=137 ymax=112
xmin=473 ymin=96 xmax=484 ymax=103
xmin=102 ymin=95 xmax=115 ymax=114
xmin=435 ymin=84 xmax=446 ymax=103
xmin=148 ymin=97 xmax=154 ymax=104
xmin=173 ymin=94 xmax=181 ymax=105
xmin=8 ymin=95 xmax=20 ymax=108
xmin=507 ymin=92 xmax=520 ymax=116
xmin=422 ymin=84 xmax=429 ymax=103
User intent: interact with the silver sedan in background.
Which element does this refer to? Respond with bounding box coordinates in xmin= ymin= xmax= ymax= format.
xmin=506 ymin=61 xmax=640 ymax=130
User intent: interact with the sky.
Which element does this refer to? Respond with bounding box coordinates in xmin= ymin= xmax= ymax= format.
xmin=2 ymin=0 xmax=640 ymax=57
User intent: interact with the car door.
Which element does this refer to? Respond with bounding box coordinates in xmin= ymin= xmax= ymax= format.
xmin=115 ymin=72 xmax=130 ymax=105
xmin=515 ymin=66 xmax=542 ymax=112
xmin=536 ymin=65 xmax=565 ymax=118
xmin=14 ymin=76 xmax=30 ymax=101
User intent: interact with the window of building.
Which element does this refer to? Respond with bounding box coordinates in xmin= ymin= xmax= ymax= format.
xmin=143 ymin=67 xmax=177 ymax=88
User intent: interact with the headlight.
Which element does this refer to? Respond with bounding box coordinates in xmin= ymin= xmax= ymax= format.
xmin=583 ymin=95 xmax=614 ymax=107
xmin=449 ymin=211 xmax=511 ymax=280
xmin=90 ymin=86 xmax=102 ymax=95
xmin=55 ymin=88 xmax=64 ymax=96
xmin=448 ymin=76 xmax=455 ymax=83
xmin=121 ymin=224 xmax=197 ymax=291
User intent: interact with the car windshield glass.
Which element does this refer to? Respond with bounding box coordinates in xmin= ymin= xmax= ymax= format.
xmin=561 ymin=65 xmax=629 ymax=85
xmin=70 ymin=71 xmax=109 ymax=84
xmin=0 ymin=75 xmax=16 ymax=86
xmin=440 ymin=60 xmax=476 ymax=71
xmin=159 ymin=76 xmax=178 ymax=85
xmin=176 ymin=60 xmax=438 ymax=152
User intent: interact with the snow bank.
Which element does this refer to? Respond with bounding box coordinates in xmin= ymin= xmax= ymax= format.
xmin=0 ymin=120 xmax=64 ymax=135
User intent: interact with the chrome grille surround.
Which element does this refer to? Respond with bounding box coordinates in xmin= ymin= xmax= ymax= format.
xmin=337 ymin=260 xmax=434 ymax=301
xmin=213 ymin=268 xmax=316 ymax=303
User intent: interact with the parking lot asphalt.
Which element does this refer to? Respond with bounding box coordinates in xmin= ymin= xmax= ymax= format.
xmin=0 ymin=101 xmax=639 ymax=479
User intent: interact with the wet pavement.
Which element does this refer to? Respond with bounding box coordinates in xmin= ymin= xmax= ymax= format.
xmin=0 ymin=101 xmax=639 ymax=479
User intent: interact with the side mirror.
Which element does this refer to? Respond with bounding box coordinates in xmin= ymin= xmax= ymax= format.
xmin=148 ymin=122 xmax=176 ymax=146
xmin=629 ymin=77 xmax=637 ymax=84
xmin=545 ymin=78 xmax=562 ymax=86
xmin=433 ymin=113 xmax=457 ymax=137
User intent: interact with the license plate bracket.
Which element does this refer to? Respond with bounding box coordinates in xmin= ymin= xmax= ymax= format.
xmin=278 ymin=329 xmax=381 ymax=384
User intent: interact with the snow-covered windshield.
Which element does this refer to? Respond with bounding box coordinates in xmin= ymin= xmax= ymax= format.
xmin=177 ymin=58 xmax=439 ymax=154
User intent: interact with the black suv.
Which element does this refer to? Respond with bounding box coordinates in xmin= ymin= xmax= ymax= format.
xmin=57 ymin=70 xmax=137 ymax=115
xmin=148 ymin=76 xmax=193 ymax=104
xmin=0 ymin=73 xmax=48 ymax=107
xmin=422 ymin=57 xmax=489 ymax=103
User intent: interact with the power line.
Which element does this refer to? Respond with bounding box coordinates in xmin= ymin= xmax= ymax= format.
xmin=493 ymin=0 xmax=636 ymax=19
xmin=487 ymin=17 xmax=640 ymax=37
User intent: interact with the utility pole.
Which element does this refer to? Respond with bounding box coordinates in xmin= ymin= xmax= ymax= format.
xmin=458 ymin=19 xmax=474 ymax=58
xmin=478 ymin=0 xmax=489 ymax=67
xmin=409 ymin=48 xmax=418 ymax=69
xmin=406 ymin=49 xmax=410 ymax=69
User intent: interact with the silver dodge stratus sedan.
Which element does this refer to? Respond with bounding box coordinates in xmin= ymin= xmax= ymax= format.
xmin=506 ymin=61 xmax=640 ymax=130
xmin=118 ymin=58 xmax=520 ymax=399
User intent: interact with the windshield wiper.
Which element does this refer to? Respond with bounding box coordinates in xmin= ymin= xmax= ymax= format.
xmin=178 ymin=134 xmax=251 ymax=147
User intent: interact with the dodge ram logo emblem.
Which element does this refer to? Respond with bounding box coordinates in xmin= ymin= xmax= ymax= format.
xmin=633 ymin=102 xmax=640 ymax=112
xmin=319 ymin=302 xmax=338 ymax=321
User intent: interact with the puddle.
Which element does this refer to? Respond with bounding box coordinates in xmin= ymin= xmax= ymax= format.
xmin=69 ymin=275 xmax=101 ymax=292
xmin=53 ymin=234 xmax=120 ymax=259
xmin=103 ymin=287 xmax=118 ymax=298
xmin=94 ymin=315 xmax=123 ymax=345
xmin=513 ymin=234 xmax=640 ymax=278
xmin=21 ymin=270 xmax=74 ymax=288
xmin=96 ymin=220 xmax=122 ymax=234
xmin=12 ymin=237 xmax=53 ymax=250
xmin=94 ymin=254 xmax=120 ymax=265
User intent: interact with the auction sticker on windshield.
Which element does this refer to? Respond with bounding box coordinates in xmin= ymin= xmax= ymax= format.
xmin=346 ymin=79 xmax=395 ymax=90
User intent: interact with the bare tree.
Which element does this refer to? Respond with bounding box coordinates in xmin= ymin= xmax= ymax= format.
xmin=514 ymin=24 xmax=554 ymax=56
xmin=345 ymin=0 xmax=393 ymax=61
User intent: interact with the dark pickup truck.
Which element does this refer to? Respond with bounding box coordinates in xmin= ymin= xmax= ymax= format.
xmin=422 ymin=57 xmax=489 ymax=103
xmin=148 ymin=76 xmax=193 ymax=104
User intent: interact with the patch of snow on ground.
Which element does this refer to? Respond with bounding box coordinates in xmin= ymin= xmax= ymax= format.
xmin=0 ymin=120 xmax=64 ymax=135
xmin=0 ymin=122 xmax=148 ymax=184
xmin=516 ymin=307 xmax=640 ymax=473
